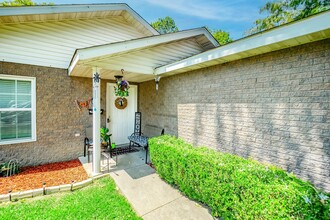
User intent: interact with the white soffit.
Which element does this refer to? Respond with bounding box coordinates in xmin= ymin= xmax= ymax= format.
xmin=0 ymin=4 xmax=159 ymax=36
xmin=75 ymin=28 xmax=218 ymax=61
xmin=0 ymin=4 xmax=160 ymax=69
xmin=155 ymin=11 xmax=330 ymax=76
xmin=0 ymin=16 xmax=148 ymax=68
xmin=69 ymin=37 xmax=206 ymax=82
xmin=68 ymin=28 xmax=219 ymax=78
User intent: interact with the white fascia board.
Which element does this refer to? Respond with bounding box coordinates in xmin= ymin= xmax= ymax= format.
xmin=124 ymin=5 xmax=159 ymax=36
xmin=0 ymin=4 xmax=159 ymax=36
xmin=68 ymin=53 xmax=79 ymax=76
xmin=0 ymin=4 xmax=126 ymax=16
xmin=199 ymin=27 xmax=219 ymax=47
xmin=155 ymin=11 xmax=330 ymax=75
xmin=76 ymin=29 xmax=217 ymax=61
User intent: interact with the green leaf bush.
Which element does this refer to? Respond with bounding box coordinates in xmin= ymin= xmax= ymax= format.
xmin=0 ymin=160 xmax=20 ymax=177
xmin=149 ymin=135 xmax=330 ymax=219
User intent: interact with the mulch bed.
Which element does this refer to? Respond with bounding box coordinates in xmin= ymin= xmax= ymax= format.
xmin=0 ymin=159 xmax=88 ymax=194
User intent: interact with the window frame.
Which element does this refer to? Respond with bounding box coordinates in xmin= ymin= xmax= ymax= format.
xmin=0 ymin=74 xmax=36 ymax=145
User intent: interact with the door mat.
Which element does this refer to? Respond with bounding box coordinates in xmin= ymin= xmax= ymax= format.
xmin=111 ymin=147 xmax=140 ymax=156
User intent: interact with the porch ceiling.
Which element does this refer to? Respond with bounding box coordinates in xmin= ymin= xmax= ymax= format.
xmin=68 ymin=28 xmax=219 ymax=83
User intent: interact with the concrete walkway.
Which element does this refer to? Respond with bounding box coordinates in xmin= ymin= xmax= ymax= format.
xmin=79 ymin=150 xmax=213 ymax=220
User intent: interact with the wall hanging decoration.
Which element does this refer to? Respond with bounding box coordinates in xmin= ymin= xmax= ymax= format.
xmin=115 ymin=97 xmax=128 ymax=110
xmin=75 ymin=99 xmax=92 ymax=111
xmin=88 ymin=109 xmax=104 ymax=115
xmin=114 ymin=69 xmax=130 ymax=97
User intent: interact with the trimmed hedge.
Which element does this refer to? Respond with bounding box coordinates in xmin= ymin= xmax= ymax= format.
xmin=149 ymin=135 xmax=330 ymax=219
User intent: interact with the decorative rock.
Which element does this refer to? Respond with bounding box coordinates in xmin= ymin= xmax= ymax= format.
xmin=72 ymin=181 xmax=85 ymax=190
xmin=0 ymin=194 xmax=10 ymax=203
xmin=32 ymin=188 xmax=44 ymax=197
xmin=83 ymin=178 xmax=93 ymax=185
xmin=10 ymin=192 xmax=20 ymax=201
xmin=0 ymin=175 xmax=108 ymax=203
xmin=18 ymin=190 xmax=33 ymax=200
xmin=72 ymin=178 xmax=93 ymax=190
xmin=93 ymin=173 xmax=109 ymax=180
xmin=45 ymin=186 xmax=60 ymax=195
xmin=59 ymin=184 xmax=72 ymax=192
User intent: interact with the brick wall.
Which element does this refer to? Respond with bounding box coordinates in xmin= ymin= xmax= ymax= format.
xmin=0 ymin=62 xmax=110 ymax=166
xmin=139 ymin=39 xmax=330 ymax=192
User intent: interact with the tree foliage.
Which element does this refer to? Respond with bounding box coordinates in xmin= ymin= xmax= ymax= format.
xmin=207 ymin=28 xmax=233 ymax=45
xmin=151 ymin=16 xmax=233 ymax=45
xmin=151 ymin=16 xmax=179 ymax=34
xmin=0 ymin=0 xmax=53 ymax=6
xmin=248 ymin=0 xmax=330 ymax=35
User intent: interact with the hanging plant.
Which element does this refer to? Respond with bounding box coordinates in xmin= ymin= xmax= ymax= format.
xmin=114 ymin=79 xmax=130 ymax=97
xmin=114 ymin=69 xmax=130 ymax=97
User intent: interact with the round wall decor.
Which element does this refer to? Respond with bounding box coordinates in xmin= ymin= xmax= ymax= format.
xmin=115 ymin=97 xmax=128 ymax=110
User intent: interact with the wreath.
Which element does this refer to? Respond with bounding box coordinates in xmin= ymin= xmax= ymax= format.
xmin=115 ymin=97 xmax=127 ymax=110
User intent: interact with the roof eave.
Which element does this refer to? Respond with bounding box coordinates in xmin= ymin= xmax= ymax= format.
xmin=154 ymin=11 xmax=330 ymax=76
xmin=75 ymin=28 xmax=219 ymax=62
xmin=68 ymin=28 xmax=219 ymax=76
xmin=0 ymin=3 xmax=159 ymax=36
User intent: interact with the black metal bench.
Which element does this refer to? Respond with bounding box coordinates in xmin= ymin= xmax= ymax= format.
xmin=127 ymin=112 xmax=164 ymax=164
xmin=128 ymin=133 xmax=149 ymax=163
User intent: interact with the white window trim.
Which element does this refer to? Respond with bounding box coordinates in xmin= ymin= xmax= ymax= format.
xmin=0 ymin=74 xmax=36 ymax=145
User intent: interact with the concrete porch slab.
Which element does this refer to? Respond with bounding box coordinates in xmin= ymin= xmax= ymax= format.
xmin=78 ymin=149 xmax=147 ymax=176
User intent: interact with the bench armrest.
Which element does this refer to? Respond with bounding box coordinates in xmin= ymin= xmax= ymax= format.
xmin=129 ymin=132 xmax=144 ymax=137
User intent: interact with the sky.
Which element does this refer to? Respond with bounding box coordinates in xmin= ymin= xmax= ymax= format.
xmin=34 ymin=0 xmax=268 ymax=40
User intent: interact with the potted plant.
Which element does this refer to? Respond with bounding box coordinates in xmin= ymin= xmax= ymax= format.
xmin=100 ymin=127 xmax=112 ymax=146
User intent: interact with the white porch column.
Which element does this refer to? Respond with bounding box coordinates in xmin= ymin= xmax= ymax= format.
xmin=92 ymin=67 xmax=101 ymax=175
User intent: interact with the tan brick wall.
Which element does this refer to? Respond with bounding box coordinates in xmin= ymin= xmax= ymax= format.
xmin=0 ymin=62 xmax=111 ymax=166
xmin=139 ymin=39 xmax=330 ymax=192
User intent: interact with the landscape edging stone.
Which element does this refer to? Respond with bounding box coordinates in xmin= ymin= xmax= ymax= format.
xmin=0 ymin=173 xmax=110 ymax=203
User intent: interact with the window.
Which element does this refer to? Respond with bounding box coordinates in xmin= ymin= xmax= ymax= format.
xmin=0 ymin=75 xmax=36 ymax=144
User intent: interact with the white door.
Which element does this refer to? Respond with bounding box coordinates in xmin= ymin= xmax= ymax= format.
xmin=106 ymin=83 xmax=137 ymax=145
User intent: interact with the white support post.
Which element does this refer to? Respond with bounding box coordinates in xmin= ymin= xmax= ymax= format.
xmin=92 ymin=67 xmax=101 ymax=175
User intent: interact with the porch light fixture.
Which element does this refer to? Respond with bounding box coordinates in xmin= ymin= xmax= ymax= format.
xmin=155 ymin=76 xmax=161 ymax=91
xmin=114 ymin=69 xmax=130 ymax=97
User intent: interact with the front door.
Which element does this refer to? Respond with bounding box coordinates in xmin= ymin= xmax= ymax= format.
xmin=106 ymin=83 xmax=137 ymax=145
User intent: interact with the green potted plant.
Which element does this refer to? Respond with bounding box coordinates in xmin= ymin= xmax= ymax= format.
xmin=100 ymin=127 xmax=112 ymax=146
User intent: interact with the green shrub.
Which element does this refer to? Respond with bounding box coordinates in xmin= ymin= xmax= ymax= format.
xmin=0 ymin=160 xmax=20 ymax=177
xmin=149 ymin=135 xmax=330 ymax=219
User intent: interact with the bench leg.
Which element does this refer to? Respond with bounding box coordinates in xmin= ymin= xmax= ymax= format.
xmin=110 ymin=149 xmax=118 ymax=166
xmin=107 ymin=155 xmax=110 ymax=172
xmin=145 ymin=145 xmax=148 ymax=164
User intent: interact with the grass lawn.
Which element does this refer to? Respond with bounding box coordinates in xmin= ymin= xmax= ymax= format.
xmin=0 ymin=176 xmax=141 ymax=220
